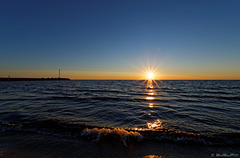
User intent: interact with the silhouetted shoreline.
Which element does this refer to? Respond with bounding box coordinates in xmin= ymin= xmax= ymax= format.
xmin=0 ymin=77 xmax=70 ymax=81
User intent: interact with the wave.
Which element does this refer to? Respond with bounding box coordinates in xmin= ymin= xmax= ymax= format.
xmin=79 ymin=89 xmax=123 ymax=93
xmin=181 ymin=94 xmax=240 ymax=101
xmin=49 ymin=96 xmax=87 ymax=101
xmin=81 ymin=128 xmax=142 ymax=147
xmin=202 ymin=90 xmax=232 ymax=95
xmin=42 ymin=94 xmax=240 ymax=104
xmin=1 ymin=120 xmax=240 ymax=147
xmin=48 ymin=96 xmax=170 ymax=103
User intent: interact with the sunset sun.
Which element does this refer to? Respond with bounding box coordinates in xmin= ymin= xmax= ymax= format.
xmin=147 ymin=72 xmax=154 ymax=80
xmin=140 ymin=63 xmax=162 ymax=90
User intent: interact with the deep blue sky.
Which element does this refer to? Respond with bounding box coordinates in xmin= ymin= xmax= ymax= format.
xmin=0 ymin=0 xmax=240 ymax=79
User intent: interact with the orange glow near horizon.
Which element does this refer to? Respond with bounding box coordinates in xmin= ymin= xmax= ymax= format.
xmin=1 ymin=67 xmax=240 ymax=80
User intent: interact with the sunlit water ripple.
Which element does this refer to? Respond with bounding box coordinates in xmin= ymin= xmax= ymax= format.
xmin=0 ymin=80 xmax=240 ymax=145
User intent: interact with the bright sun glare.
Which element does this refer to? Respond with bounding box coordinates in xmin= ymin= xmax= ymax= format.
xmin=147 ymin=72 xmax=154 ymax=80
xmin=140 ymin=63 xmax=161 ymax=89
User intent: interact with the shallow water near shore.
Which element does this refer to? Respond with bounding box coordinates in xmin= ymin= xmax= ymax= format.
xmin=1 ymin=131 xmax=239 ymax=158
xmin=0 ymin=80 xmax=240 ymax=157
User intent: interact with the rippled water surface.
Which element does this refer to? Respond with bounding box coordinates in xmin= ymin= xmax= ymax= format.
xmin=0 ymin=80 xmax=240 ymax=145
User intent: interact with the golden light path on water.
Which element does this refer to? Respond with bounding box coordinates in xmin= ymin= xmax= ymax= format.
xmin=145 ymin=76 xmax=163 ymax=130
xmin=132 ymin=70 xmax=165 ymax=131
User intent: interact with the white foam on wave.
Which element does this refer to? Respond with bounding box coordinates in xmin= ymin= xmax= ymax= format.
xmin=81 ymin=128 xmax=142 ymax=147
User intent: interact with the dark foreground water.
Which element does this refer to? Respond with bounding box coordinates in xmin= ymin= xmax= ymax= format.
xmin=0 ymin=80 xmax=240 ymax=157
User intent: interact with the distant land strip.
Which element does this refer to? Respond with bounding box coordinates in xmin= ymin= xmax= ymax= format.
xmin=0 ymin=78 xmax=70 ymax=81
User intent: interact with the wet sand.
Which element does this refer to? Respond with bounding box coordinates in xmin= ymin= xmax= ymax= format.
xmin=1 ymin=132 xmax=239 ymax=158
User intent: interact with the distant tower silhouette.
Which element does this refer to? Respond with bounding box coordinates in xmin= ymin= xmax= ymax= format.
xmin=58 ymin=69 xmax=60 ymax=78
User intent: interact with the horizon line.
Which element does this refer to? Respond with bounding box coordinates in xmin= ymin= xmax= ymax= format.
xmin=70 ymin=79 xmax=240 ymax=81
xmin=1 ymin=77 xmax=239 ymax=81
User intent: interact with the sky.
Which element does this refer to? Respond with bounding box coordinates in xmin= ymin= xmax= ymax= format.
xmin=0 ymin=0 xmax=240 ymax=80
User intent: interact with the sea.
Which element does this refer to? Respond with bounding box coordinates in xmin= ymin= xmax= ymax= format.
xmin=0 ymin=80 xmax=240 ymax=158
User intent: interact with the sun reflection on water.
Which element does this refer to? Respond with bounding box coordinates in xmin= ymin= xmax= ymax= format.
xmin=148 ymin=92 xmax=154 ymax=96
xmin=149 ymin=103 xmax=154 ymax=108
xmin=137 ymin=69 xmax=165 ymax=132
xmin=145 ymin=96 xmax=155 ymax=100
xmin=143 ymin=155 xmax=164 ymax=158
xmin=132 ymin=119 xmax=164 ymax=131
xmin=145 ymin=84 xmax=155 ymax=101
xmin=147 ymin=119 xmax=163 ymax=130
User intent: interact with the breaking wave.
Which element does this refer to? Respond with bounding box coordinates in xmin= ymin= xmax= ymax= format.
xmin=81 ymin=128 xmax=142 ymax=147
xmin=1 ymin=120 xmax=240 ymax=147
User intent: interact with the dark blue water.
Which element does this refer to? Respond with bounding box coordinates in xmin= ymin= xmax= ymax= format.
xmin=0 ymin=80 xmax=240 ymax=145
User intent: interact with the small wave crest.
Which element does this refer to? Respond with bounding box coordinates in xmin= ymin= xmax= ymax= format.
xmin=1 ymin=120 xmax=240 ymax=146
xmin=81 ymin=128 xmax=142 ymax=147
